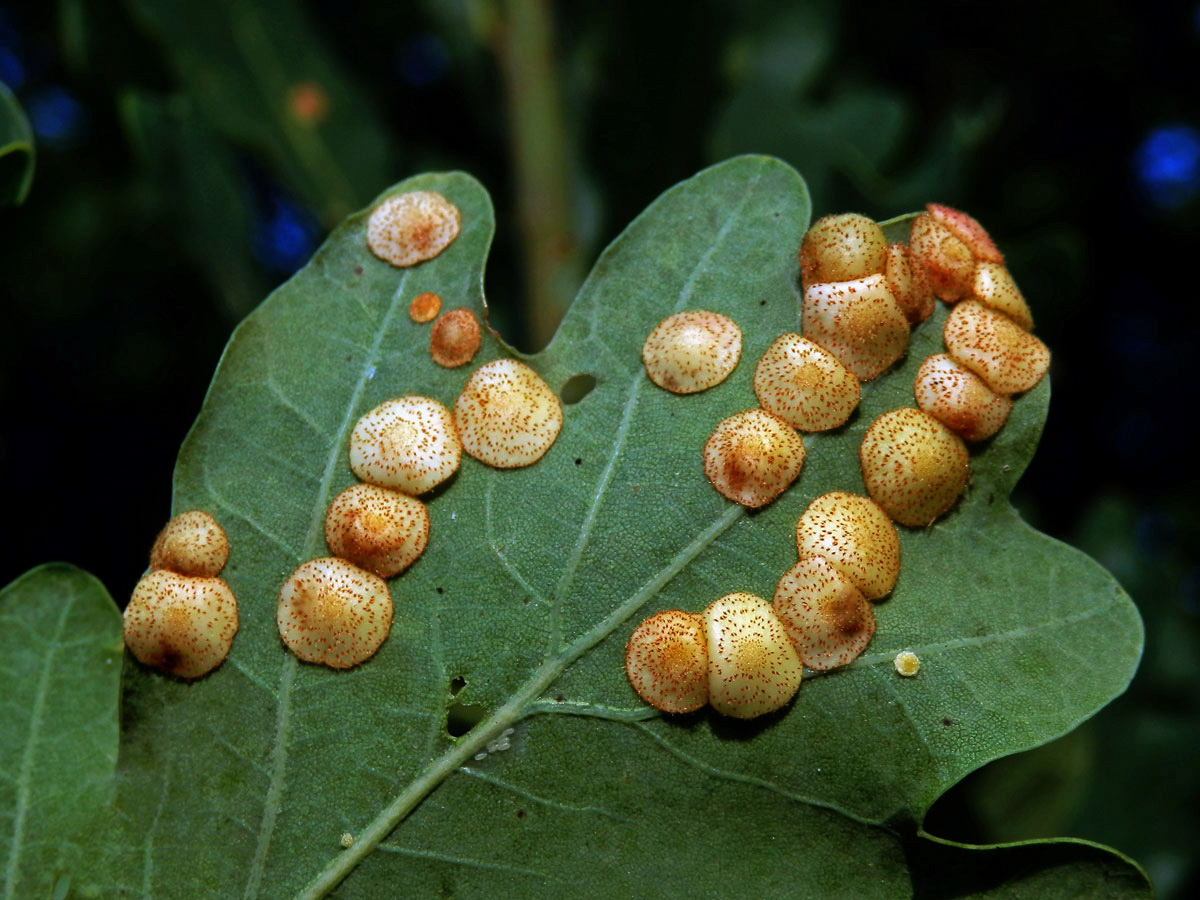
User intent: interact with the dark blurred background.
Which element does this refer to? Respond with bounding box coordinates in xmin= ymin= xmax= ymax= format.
xmin=1 ymin=0 xmax=1197 ymax=894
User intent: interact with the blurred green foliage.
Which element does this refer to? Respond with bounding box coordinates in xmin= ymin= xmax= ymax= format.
xmin=0 ymin=0 xmax=1197 ymax=896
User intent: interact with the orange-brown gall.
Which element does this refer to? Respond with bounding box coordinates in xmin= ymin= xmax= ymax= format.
xmin=641 ymin=310 xmax=742 ymax=394
xmin=771 ymin=557 xmax=876 ymax=670
xmin=349 ymin=396 xmax=461 ymax=494
xmin=802 ymin=273 xmax=910 ymax=381
xmin=704 ymin=592 xmax=803 ymax=719
xmin=860 ymin=407 xmax=970 ymax=527
xmin=624 ymin=610 xmax=710 ymax=713
xmin=943 ymin=300 xmax=1050 ymax=395
xmin=325 ymin=483 xmax=430 ymax=578
xmin=367 ymin=190 xmax=461 ymax=268
xmin=753 ymin=333 xmax=861 ymax=432
xmin=150 ymin=510 xmax=230 ymax=577
xmin=914 ymin=353 xmax=1013 ymax=442
xmin=703 ymin=408 xmax=806 ymax=508
xmin=972 ymin=262 xmax=1034 ymax=331
xmin=795 ymin=492 xmax=900 ymax=600
xmin=276 ymin=557 xmax=393 ymax=668
xmin=884 ymin=242 xmax=936 ymax=325
xmin=409 ymin=291 xmax=442 ymax=323
xmin=430 ymin=307 xmax=482 ymax=368
xmin=454 ymin=358 xmax=563 ymax=468
xmin=124 ymin=570 xmax=238 ymax=679
xmin=927 ymin=203 xmax=1004 ymax=264
xmin=909 ymin=212 xmax=975 ymax=301
xmin=798 ymin=213 xmax=888 ymax=290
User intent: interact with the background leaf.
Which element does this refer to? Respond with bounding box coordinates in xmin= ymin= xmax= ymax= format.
xmin=0 ymin=564 xmax=122 ymax=900
xmin=0 ymin=82 xmax=35 ymax=205
xmin=82 ymin=157 xmax=1143 ymax=898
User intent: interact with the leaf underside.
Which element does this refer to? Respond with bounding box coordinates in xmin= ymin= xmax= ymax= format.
xmin=75 ymin=156 xmax=1143 ymax=898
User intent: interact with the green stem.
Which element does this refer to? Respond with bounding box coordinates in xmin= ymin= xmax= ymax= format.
xmin=493 ymin=0 xmax=583 ymax=349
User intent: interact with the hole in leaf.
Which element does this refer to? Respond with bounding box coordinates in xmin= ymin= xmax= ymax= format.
xmin=449 ymin=675 xmax=466 ymax=697
xmin=446 ymin=700 xmax=486 ymax=737
xmin=560 ymin=373 xmax=597 ymax=405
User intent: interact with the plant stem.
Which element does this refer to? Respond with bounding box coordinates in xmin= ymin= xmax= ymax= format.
xmin=493 ymin=0 xmax=583 ymax=350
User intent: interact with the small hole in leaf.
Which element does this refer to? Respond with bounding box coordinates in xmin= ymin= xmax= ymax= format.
xmin=436 ymin=586 xmax=444 ymax=594
xmin=560 ymin=373 xmax=597 ymax=405
xmin=516 ymin=809 xmax=526 ymax=819
xmin=449 ymin=676 xmax=466 ymax=696
xmin=574 ymin=458 xmax=582 ymax=466
xmin=446 ymin=701 xmax=486 ymax=737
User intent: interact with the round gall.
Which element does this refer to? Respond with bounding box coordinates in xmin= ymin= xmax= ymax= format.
xmin=277 ymin=557 xmax=393 ymax=668
xmin=893 ymin=650 xmax=921 ymax=677
xmin=704 ymin=592 xmax=803 ymax=719
xmin=325 ymin=483 xmax=430 ymax=578
xmin=409 ymin=291 xmax=442 ymax=323
xmin=909 ymin=212 xmax=975 ymax=302
xmin=624 ymin=610 xmax=710 ymax=714
xmin=914 ymin=353 xmax=1012 ymax=442
xmin=430 ymin=307 xmax=482 ymax=368
xmin=150 ymin=509 xmax=230 ymax=577
xmin=943 ymin=300 xmax=1050 ymax=395
xmin=367 ymin=190 xmax=461 ymax=268
xmin=703 ymin=408 xmax=806 ymax=508
xmin=753 ymin=333 xmax=861 ymax=432
xmin=801 ymin=273 xmax=910 ymax=381
xmin=798 ymin=213 xmax=888 ymax=290
xmin=124 ymin=570 xmax=238 ymax=679
xmin=772 ymin=557 xmax=876 ymax=670
xmin=349 ymin=396 xmax=461 ymax=495
xmin=641 ymin=310 xmax=742 ymax=394
xmin=454 ymin=358 xmax=563 ymax=468
xmin=795 ymin=492 xmax=900 ymax=600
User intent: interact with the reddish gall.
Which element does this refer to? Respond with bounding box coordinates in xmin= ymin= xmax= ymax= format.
xmin=703 ymin=408 xmax=806 ymax=508
xmin=430 ymin=307 xmax=482 ymax=368
xmin=914 ymin=353 xmax=1013 ymax=442
xmin=927 ymin=203 xmax=1004 ymax=264
xmin=367 ymin=190 xmax=461 ymax=268
xmin=704 ymin=592 xmax=803 ymax=719
xmin=124 ymin=570 xmax=238 ymax=679
xmin=943 ymin=300 xmax=1050 ymax=395
xmin=884 ymin=242 xmax=936 ymax=325
xmin=325 ymin=483 xmax=430 ymax=578
xmin=276 ymin=557 xmax=393 ymax=668
xmin=641 ymin=310 xmax=742 ymax=394
xmin=771 ymin=557 xmax=876 ymax=670
xmin=801 ymin=273 xmax=910 ymax=381
xmin=150 ymin=509 xmax=230 ymax=577
xmin=624 ymin=610 xmax=710 ymax=714
xmin=794 ymin=492 xmax=900 ymax=600
xmin=909 ymin=212 xmax=975 ymax=301
xmin=753 ymin=333 xmax=861 ymax=432
xmin=454 ymin=358 xmax=563 ymax=468
xmin=859 ymin=407 xmax=970 ymax=527
xmin=349 ymin=396 xmax=461 ymax=494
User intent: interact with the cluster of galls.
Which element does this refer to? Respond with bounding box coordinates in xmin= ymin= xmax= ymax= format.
xmin=627 ymin=203 xmax=1048 ymax=717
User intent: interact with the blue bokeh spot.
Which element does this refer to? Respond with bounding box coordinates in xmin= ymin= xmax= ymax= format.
xmin=0 ymin=46 xmax=25 ymax=90
xmin=1135 ymin=124 xmax=1200 ymax=209
xmin=253 ymin=194 xmax=319 ymax=274
xmin=27 ymin=86 xmax=83 ymax=143
xmin=397 ymin=33 xmax=449 ymax=88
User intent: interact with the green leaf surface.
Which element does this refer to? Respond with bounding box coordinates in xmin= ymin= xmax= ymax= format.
xmin=0 ymin=564 xmax=122 ymax=900
xmin=0 ymin=83 xmax=35 ymax=205
xmin=82 ymin=156 xmax=1144 ymax=898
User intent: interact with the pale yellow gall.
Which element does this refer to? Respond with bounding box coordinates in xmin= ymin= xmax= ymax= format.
xmin=325 ymin=483 xmax=430 ymax=578
xmin=703 ymin=408 xmax=806 ymax=508
xmin=753 ymin=333 xmax=861 ymax=432
xmin=149 ymin=509 xmax=229 ymax=577
xmin=795 ymin=492 xmax=900 ymax=600
xmin=971 ymin=261 xmax=1034 ymax=331
xmin=859 ymin=407 xmax=970 ymax=527
xmin=641 ymin=310 xmax=742 ymax=394
xmin=367 ymin=190 xmax=461 ymax=268
xmin=340 ymin=833 xmax=355 ymax=849
xmin=430 ymin=307 xmax=482 ymax=368
xmin=914 ymin=353 xmax=1013 ymax=442
xmin=884 ymin=242 xmax=935 ymax=325
xmin=124 ymin=570 xmax=238 ymax=679
xmin=909 ymin=212 xmax=975 ymax=301
xmin=349 ymin=396 xmax=461 ymax=494
xmin=798 ymin=213 xmax=888 ymax=290
xmin=409 ymin=291 xmax=442 ymax=323
xmin=704 ymin=592 xmax=803 ymax=719
xmin=624 ymin=610 xmax=709 ymax=714
xmin=771 ymin=557 xmax=876 ymax=670
xmin=801 ymin=273 xmax=910 ymax=381
xmin=893 ymin=650 xmax=921 ymax=677
xmin=943 ymin=300 xmax=1050 ymax=395
xmin=927 ymin=203 xmax=1004 ymax=264
xmin=454 ymin=358 xmax=563 ymax=468
xmin=276 ymin=557 xmax=393 ymax=669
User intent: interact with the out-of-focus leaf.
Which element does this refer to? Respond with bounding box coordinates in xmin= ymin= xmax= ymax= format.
xmin=0 ymin=83 xmax=35 ymax=205
xmin=71 ymin=158 xmax=1143 ymax=898
xmin=0 ymin=564 xmax=122 ymax=899
xmin=124 ymin=0 xmax=393 ymax=224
